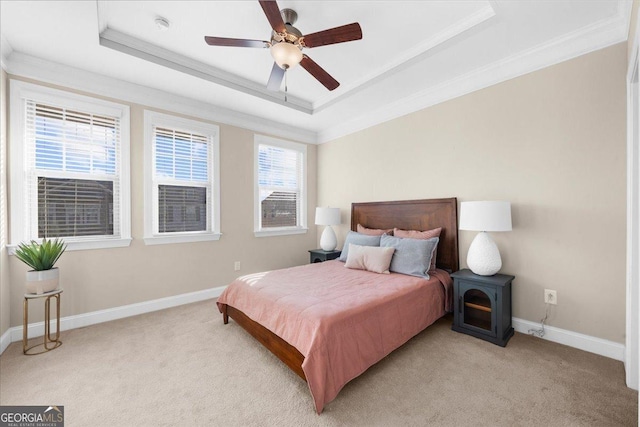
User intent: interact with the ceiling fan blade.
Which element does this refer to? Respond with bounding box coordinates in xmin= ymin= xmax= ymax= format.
xmin=300 ymin=55 xmax=339 ymax=91
xmin=302 ymin=23 xmax=362 ymax=48
xmin=267 ymin=63 xmax=285 ymax=91
xmin=259 ymin=0 xmax=286 ymax=34
xmin=204 ymin=36 xmax=268 ymax=48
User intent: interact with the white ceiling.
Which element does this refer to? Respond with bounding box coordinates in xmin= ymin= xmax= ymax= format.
xmin=0 ymin=1 xmax=631 ymax=144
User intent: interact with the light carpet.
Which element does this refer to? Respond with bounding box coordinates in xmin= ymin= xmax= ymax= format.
xmin=0 ymin=300 xmax=637 ymax=426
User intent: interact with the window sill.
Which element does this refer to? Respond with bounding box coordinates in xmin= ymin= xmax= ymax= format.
xmin=8 ymin=238 xmax=132 ymax=254
xmin=254 ymin=227 xmax=308 ymax=238
xmin=143 ymin=233 xmax=222 ymax=246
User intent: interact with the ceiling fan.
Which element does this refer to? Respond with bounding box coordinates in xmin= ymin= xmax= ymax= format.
xmin=204 ymin=0 xmax=362 ymax=92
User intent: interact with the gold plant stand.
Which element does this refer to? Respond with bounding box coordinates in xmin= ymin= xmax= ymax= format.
xmin=23 ymin=289 xmax=63 ymax=355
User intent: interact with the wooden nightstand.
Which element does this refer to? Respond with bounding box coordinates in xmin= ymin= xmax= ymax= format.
xmin=308 ymin=249 xmax=341 ymax=263
xmin=451 ymin=269 xmax=514 ymax=347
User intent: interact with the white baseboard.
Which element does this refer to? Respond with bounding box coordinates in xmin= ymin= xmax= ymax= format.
xmin=0 ymin=328 xmax=11 ymax=355
xmin=0 ymin=286 xmax=226 ymax=355
xmin=1 ymin=295 xmax=624 ymax=364
xmin=512 ymin=317 xmax=625 ymax=362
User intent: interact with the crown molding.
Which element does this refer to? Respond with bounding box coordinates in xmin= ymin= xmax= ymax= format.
xmin=317 ymin=3 xmax=630 ymax=143
xmin=99 ymin=28 xmax=313 ymax=115
xmin=0 ymin=34 xmax=12 ymax=71
xmin=5 ymin=52 xmax=317 ymax=144
xmin=618 ymin=0 xmax=633 ymax=39
xmin=312 ymin=1 xmax=496 ymax=113
xmin=3 ymin=1 xmax=630 ymax=146
xmin=97 ymin=3 xmax=496 ymax=117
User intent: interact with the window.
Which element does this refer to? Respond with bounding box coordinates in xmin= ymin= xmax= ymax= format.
xmin=9 ymin=81 xmax=131 ymax=251
xmin=143 ymin=111 xmax=220 ymax=245
xmin=254 ymin=135 xmax=307 ymax=237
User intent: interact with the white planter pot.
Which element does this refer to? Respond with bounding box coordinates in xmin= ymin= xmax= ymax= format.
xmin=25 ymin=268 xmax=60 ymax=295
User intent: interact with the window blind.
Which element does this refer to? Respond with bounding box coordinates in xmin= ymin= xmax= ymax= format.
xmin=153 ymin=126 xmax=211 ymax=233
xmin=158 ymin=185 xmax=207 ymax=233
xmin=38 ymin=177 xmax=113 ymax=237
xmin=25 ymin=101 xmax=121 ymax=240
xmin=258 ymin=144 xmax=303 ymax=228
xmin=154 ymin=127 xmax=208 ymax=182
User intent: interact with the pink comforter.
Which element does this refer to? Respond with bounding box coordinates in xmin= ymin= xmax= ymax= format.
xmin=216 ymin=260 xmax=452 ymax=413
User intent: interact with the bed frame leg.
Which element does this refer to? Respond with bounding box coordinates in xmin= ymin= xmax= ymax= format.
xmin=222 ymin=304 xmax=229 ymax=324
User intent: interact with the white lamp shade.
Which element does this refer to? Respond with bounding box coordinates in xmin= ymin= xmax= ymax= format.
xmin=315 ymin=207 xmax=340 ymax=226
xmin=270 ymin=42 xmax=303 ymax=69
xmin=459 ymin=201 xmax=512 ymax=232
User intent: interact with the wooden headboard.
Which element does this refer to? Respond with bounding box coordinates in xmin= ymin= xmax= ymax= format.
xmin=351 ymin=198 xmax=459 ymax=272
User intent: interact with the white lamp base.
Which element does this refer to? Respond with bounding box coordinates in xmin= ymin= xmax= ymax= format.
xmin=467 ymin=231 xmax=502 ymax=276
xmin=320 ymin=226 xmax=337 ymax=251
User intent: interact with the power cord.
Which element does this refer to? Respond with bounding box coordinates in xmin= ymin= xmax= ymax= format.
xmin=528 ymin=303 xmax=550 ymax=337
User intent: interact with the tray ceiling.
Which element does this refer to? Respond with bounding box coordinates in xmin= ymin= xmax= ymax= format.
xmin=0 ymin=1 xmax=631 ymax=143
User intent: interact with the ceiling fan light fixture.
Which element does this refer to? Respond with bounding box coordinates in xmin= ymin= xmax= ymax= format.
xmin=270 ymin=42 xmax=303 ymax=69
xmin=204 ymin=2 xmax=362 ymax=91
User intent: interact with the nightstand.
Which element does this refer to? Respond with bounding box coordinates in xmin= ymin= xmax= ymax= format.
xmin=451 ymin=269 xmax=514 ymax=347
xmin=309 ymin=249 xmax=341 ymax=263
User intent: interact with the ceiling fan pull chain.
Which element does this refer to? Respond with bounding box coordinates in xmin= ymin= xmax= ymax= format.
xmin=285 ymin=70 xmax=288 ymax=103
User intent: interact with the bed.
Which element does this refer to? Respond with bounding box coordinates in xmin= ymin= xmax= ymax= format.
xmin=216 ymin=198 xmax=459 ymax=413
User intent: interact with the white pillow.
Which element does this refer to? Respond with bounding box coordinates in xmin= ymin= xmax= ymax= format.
xmin=344 ymin=243 xmax=395 ymax=274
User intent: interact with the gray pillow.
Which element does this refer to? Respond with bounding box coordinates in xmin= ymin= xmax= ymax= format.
xmin=338 ymin=231 xmax=381 ymax=262
xmin=380 ymin=234 xmax=439 ymax=279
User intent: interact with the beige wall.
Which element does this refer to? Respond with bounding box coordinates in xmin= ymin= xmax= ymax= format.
xmin=317 ymin=43 xmax=627 ymax=343
xmin=1 ymin=69 xmax=9 ymax=338
xmin=5 ymin=76 xmax=317 ymax=327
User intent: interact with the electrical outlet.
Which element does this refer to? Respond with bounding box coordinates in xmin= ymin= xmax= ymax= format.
xmin=234 ymin=261 xmax=241 ymax=271
xmin=544 ymin=289 xmax=557 ymax=305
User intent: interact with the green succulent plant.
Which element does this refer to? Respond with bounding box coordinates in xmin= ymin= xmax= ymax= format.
xmin=15 ymin=238 xmax=67 ymax=271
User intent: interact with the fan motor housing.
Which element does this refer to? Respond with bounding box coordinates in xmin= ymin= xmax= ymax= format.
xmin=271 ymin=9 xmax=302 ymax=44
xmin=281 ymin=8 xmax=298 ymax=26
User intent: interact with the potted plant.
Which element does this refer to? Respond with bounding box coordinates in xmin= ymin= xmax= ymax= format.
xmin=15 ymin=238 xmax=66 ymax=295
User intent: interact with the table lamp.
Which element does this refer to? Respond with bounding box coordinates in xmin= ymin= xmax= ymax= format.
xmin=315 ymin=207 xmax=341 ymax=251
xmin=459 ymin=201 xmax=512 ymax=276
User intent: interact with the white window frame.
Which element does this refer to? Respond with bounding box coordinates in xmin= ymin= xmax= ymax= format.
xmin=9 ymin=80 xmax=131 ymax=252
xmin=1 ymin=75 xmax=6 ymax=252
xmin=143 ymin=110 xmax=221 ymax=245
xmin=254 ymin=134 xmax=307 ymax=237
